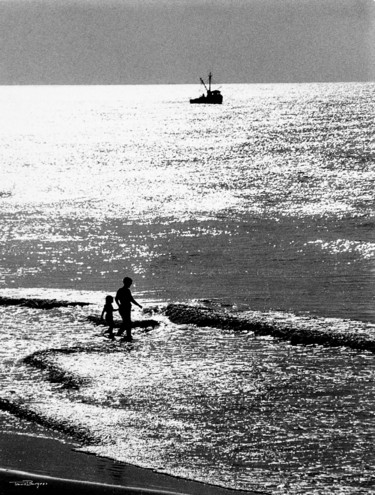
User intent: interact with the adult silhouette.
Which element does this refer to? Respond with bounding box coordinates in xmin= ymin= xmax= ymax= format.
xmin=115 ymin=277 xmax=142 ymax=340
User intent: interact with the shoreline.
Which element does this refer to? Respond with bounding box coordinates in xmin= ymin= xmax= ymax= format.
xmin=0 ymin=432 xmax=261 ymax=495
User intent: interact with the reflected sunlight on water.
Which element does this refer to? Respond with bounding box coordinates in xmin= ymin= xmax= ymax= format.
xmin=0 ymin=299 xmax=373 ymax=494
xmin=0 ymin=83 xmax=374 ymax=494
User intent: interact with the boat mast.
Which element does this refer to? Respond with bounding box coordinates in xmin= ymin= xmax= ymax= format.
xmin=208 ymin=72 xmax=212 ymax=92
xmin=200 ymin=77 xmax=208 ymax=93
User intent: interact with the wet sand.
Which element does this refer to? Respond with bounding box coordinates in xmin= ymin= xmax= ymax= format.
xmin=0 ymin=433 xmax=260 ymax=495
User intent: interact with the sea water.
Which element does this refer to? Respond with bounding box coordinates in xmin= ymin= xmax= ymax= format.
xmin=0 ymin=83 xmax=374 ymax=494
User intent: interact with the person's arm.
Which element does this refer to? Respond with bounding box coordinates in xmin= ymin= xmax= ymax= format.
xmin=130 ymin=294 xmax=142 ymax=309
xmin=115 ymin=291 xmax=121 ymax=308
xmin=101 ymin=307 xmax=105 ymax=319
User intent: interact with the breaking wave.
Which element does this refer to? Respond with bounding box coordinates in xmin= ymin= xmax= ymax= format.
xmin=165 ymin=303 xmax=375 ymax=353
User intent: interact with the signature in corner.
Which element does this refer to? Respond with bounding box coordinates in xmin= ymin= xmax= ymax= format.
xmin=10 ymin=479 xmax=48 ymax=487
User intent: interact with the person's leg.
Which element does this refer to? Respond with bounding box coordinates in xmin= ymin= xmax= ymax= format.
xmin=125 ymin=321 xmax=132 ymax=341
xmin=123 ymin=309 xmax=132 ymax=341
xmin=117 ymin=310 xmax=126 ymax=336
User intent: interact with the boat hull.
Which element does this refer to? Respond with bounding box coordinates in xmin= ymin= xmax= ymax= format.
xmin=190 ymin=96 xmax=223 ymax=104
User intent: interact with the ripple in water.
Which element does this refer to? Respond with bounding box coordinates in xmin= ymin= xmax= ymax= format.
xmin=1 ymin=301 xmax=373 ymax=495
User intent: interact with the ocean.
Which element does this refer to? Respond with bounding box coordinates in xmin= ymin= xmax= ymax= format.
xmin=0 ymin=83 xmax=374 ymax=494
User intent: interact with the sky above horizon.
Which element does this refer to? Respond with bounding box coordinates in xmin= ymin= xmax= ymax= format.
xmin=0 ymin=0 xmax=374 ymax=84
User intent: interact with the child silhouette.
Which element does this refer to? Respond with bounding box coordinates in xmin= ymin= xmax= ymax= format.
xmin=101 ymin=295 xmax=118 ymax=339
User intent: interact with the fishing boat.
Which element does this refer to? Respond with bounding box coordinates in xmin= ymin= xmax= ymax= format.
xmin=190 ymin=72 xmax=223 ymax=104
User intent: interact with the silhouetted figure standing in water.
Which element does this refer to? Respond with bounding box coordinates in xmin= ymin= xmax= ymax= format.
xmin=116 ymin=277 xmax=142 ymax=340
xmin=101 ymin=295 xmax=118 ymax=339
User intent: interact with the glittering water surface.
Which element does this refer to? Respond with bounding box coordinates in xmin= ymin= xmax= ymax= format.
xmin=0 ymin=298 xmax=374 ymax=494
xmin=0 ymin=83 xmax=374 ymax=494
xmin=1 ymin=83 xmax=374 ymax=319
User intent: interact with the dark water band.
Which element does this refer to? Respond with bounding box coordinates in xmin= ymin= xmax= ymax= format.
xmin=165 ymin=304 xmax=375 ymax=354
xmin=23 ymin=348 xmax=95 ymax=390
xmin=0 ymin=397 xmax=98 ymax=445
xmin=23 ymin=343 xmax=131 ymax=388
xmin=87 ymin=315 xmax=159 ymax=330
xmin=0 ymin=297 xmax=90 ymax=310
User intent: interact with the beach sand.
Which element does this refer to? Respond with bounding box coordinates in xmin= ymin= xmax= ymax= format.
xmin=0 ymin=432 xmax=259 ymax=495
